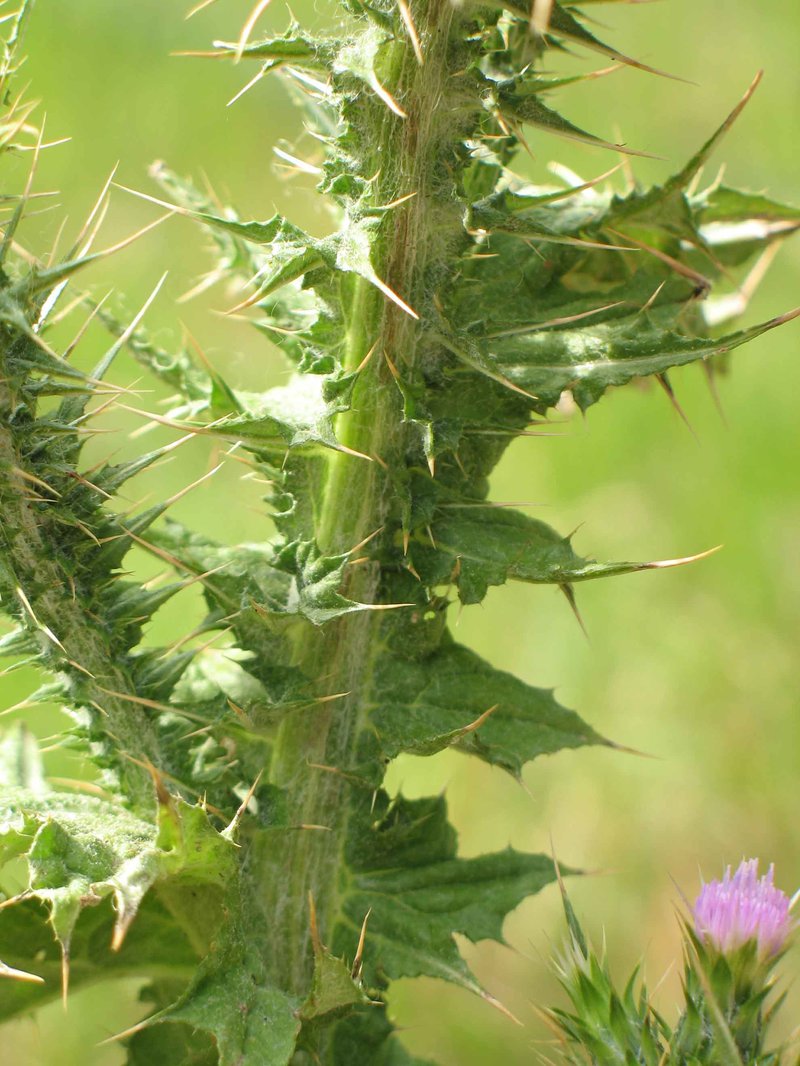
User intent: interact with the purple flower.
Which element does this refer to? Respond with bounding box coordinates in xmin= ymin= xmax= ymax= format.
xmin=694 ymin=859 xmax=793 ymax=958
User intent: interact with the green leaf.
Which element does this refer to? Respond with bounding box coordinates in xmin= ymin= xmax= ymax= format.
xmin=299 ymin=949 xmax=369 ymax=1022
xmin=410 ymin=476 xmax=689 ymax=600
xmin=0 ymin=895 xmax=196 ymax=1024
xmin=369 ymin=639 xmax=607 ymax=777
xmin=206 ymin=375 xmax=347 ymax=457
xmin=141 ymin=923 xmax=301 ymax=1066
xmin=164 ymin=967 xmax=300 ymax=1066
xmin=334 ymin=791 xmax=558 ymax=996
xmin=335 ymin=216 xmax=418 ymax=317
xmin=210 ymin=27 xmax=332 ymax=70
xmin=0 ymin=753 xmax=236 ymax=973
xmin=541 ymin=1 xmax=680 ymax=81
xmin=494 ymin=90 xmax=644 ymax=157
xmin=605 ymin=74 xmax=763 ymax=243
xmin=333 ymin=24 xmax=406 ymax=119
xmin=270 ymin=538 xmax=382 ymax=625
xmin=696 ymin=185 xmax=800 ymax=227
xmin=126 ymin=1021 xmax=218 ymax=1066
xmin=473 ymin=307 xmax=800 ymax=411
xmin=330 ymin=1005 xmax=437 ymax=1065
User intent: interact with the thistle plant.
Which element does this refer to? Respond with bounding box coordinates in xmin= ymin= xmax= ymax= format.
xmin=548 ymin=859 xmax=796 ymax=1064
xmin=0 ymin=0 xmax=798 ymax=1062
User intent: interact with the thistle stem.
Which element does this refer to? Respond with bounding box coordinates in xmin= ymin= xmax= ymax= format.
xmin=257 ymin=0 xmax=457 ymax=998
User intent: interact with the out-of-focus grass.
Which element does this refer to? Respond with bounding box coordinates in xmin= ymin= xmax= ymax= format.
xmin=1 ymin=1 xmax=798 ymax=1062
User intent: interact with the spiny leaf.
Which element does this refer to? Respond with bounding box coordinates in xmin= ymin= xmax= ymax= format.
xmin=479 ymin=307 xmax=800 ymax=411
xmin=493 ymin=90 xmax=651 ymax=158
xmin=0 ymin=895 xmax=197 ymax=1024
xmin=408 ymin=475 xmax=701 ymax=600
xmin=368 ymin=639 xmax=607 ymax=778
xmin=330 ymin=1006 xmax=438 ymax=1065
xmin=138 ymin=920 xmax=301 ymax=1066
xmin=0 ymin=743 xmax=236 ymax=976
xmin=334 ymin=791 xmax=559 ymax=996
xmin=205 ymin=26 xmax=332 ymax=70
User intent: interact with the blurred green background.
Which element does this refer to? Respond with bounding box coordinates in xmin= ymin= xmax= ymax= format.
xmin=2 ymin=0 xmax=799 ymax=1061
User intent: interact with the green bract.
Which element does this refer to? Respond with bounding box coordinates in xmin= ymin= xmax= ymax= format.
xmin=0 ymin=0 xmax=796 ymax=1062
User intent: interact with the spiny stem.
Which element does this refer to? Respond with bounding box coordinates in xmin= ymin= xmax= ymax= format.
xmin=0 ymin=379 xmax=159 ymax=812
xmin=259 ymin=0 xmax=458 ymax=998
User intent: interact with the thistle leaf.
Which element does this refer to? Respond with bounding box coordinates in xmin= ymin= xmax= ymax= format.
xmin=333 ymin=792 xmax=558 ymax=995
xmin=369 ymin=640 xmax=606 ymax=778
xmin=0 ymin=894 xmax=197 ymax=1024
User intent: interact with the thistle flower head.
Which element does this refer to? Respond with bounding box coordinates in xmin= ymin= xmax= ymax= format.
xmin=694 ymin=859 xmax=793 ymax=958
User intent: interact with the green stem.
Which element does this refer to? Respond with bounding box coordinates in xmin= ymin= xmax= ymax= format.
xmin=256 ymin=0 xmax=458 ymax=998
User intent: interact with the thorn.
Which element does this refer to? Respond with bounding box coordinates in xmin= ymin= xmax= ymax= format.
xmin=485 ymin=301 xmax=625 ymax=339
xmin=480 ymin=987 xmax=523 ymax=1027
xmin=404 ymin=558 xmax=422 ymax=582
xmin=703 ymin=241 xmax=783 ymax=329
xmin=542 ymin=162 xmax=623 ymax=204
xmin=549 ymin=14 xmax=692 ymax=84
xmin=72 ymin=163 xmax=119 ymax=258
xmin=15 ymin=586 xmax=65 ymax=651
xmin=235 ymin=0 xmax=274 ymax=62
xmin=63 ymin=290 xmax=113 ymax=361
xmin=222 ymin=769 xmax=263 ymax=841
xmin=349 ymin=908 xmax=373 ymax=982
xmin=186 ymin=0 xmax=219 ymax=16
xmin=530 ymin=0 xmax=554 ymax=35
xmin=97 ymin=1017 xmax=153 ymax=1047
xmin=356 ymin=339 xmax=379 ymax=373
xmin=163 ymin=460 xmax=224 ymax=509
xmin=0 ymin=960 xmax=45 ymax=984
xmin=94 ymin=211 xmax=174 ymax=260
xmin=636 ymin=544 xmax=723 ymax=571
xmin=93 ymin=273 xmax=168 ymax=380
xmin=227 ymin=63 xmax=269 ymax=107
xmin=0 ymin=890 xmax=33 ymax=911
xmin=460 ymin=703 xmax=499 ymax=735
xmin=427 ymin=453 xmax=436 ymax=477
xmin=383 ymin=349 xmax=400 ymax=380
xmin=370 ymin=74 xmax=407 ymax=118
xmin=97 ymin=686 xmax=208 ymax=726
xmin=377 ymin=190 xmax=418 ymax=211
xmin=226 ymin=697 xmax=255 ymax=730
xmin=702 ymin=362 xmax=727 ymax=426
xmin=273 ymin=146 xmax=323 ymax=176
xmin=637 ymin=279 xmax=667 ymax=318
xmin=309 ymin=891 xmax=324 ymax=953
xmin=1 ymin=114 xmax=43 ymax=262
xmin=48 ymin=777 xmax=112 ymax=797
xmin=371 ymin=273 xmax=418 ymax=319
xmin=435 ymin=332 xmax=538 ymax=402
xmin=656 ymin=373 xmax=698 ymax=441
xmin=61 ymin=946 xmax=70 ymax=1009
xmin=605 ymin=226 xmax=711 ymax=294
xmin=396 ymin=0 xmax=423 ymax=64
xmin=559 ymin=583 xmax=588 ymax=639
xmin=11 ymin=466 xmax=61 ymax=497
xmin=347 ymin=525 xmax=384 ymax=557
